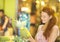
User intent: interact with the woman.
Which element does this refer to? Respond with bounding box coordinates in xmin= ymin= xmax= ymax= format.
xmin=29 ymin=7 xmax=59 ymax=42
xmin=0 ymin=10 xmax=9 ymax=33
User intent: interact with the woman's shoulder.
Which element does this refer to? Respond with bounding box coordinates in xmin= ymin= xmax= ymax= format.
xmin=53 ymin=25 xmax=59 ymax=36
xmin=53 ymin=25 xmax=59 ymax=30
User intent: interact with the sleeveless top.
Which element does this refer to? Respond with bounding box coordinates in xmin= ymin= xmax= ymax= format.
xmin=35 ymin=25 xmax=48 ymax=42
xmin=35 ymin=25 xmax=59 ymax=42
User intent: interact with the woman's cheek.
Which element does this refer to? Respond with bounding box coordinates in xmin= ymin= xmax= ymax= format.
xmin=43 ymin=18 xmax=48 ymax=23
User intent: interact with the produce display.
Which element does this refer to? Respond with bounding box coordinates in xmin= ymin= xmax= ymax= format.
xmin=20 ymin=27 xmax=31 ymax=39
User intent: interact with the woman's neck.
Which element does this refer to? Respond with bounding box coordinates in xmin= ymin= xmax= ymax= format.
xmin=42 ymin=22 xmax=49 ymax=31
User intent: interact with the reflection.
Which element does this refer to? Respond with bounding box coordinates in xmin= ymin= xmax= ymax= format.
xmin=41 ymin=1 xmax=45 ymax=6
xmin=36 ymin=0 xmax=40 ymax=4
xmin=21 ymin=7 xmax=30 ymax=13
xmin=58 ymin=0 xmax=60 ymax=2
xmin=22 ymin=0 xmax=26 ymax=1
xmin=51 ymin=6 xmax=56 ymax=12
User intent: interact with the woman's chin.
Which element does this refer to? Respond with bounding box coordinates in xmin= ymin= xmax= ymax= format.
xmin=42 ymin=22 xmax=46 ymax=23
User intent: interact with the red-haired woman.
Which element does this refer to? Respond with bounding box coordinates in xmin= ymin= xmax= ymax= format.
xmin=29 ymin=7 xmax=59 ymax=42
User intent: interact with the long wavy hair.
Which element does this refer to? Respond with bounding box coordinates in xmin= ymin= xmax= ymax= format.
xmin=41 ymin=7 xmax=57 ymax=39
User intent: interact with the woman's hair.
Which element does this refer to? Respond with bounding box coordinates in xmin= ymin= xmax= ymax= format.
xmin=0 ymin=9 xmax=5 ymax=18
xmin=0 ymin=10 xmax=6 ymax=19
xmin=0 ymin=9 xmax=4 ymax=14
xmin=41 ymin=7 xmax=57 ymax=39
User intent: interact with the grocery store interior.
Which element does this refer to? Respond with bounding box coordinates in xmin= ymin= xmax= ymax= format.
xmin=0 ymin=0 xmax=60 ymax=42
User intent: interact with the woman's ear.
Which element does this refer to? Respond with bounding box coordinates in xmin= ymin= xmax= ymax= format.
xmin=49 ymin=15 xmax=52 ymax=20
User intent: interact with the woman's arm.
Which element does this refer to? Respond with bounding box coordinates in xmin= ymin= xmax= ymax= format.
xmin=29 ymin=25 xmax=44 ymax=42
xmin=48 ymin=25 xmax=59 ymax=42
xmin=2 ymin=16 xmax=9 ymax=29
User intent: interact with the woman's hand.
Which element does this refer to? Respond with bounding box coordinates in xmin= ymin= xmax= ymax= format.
xmin=28 ymin=36 xmax=36 ymax=42
xmin=2 ymin=25 xmax=6 ymax=30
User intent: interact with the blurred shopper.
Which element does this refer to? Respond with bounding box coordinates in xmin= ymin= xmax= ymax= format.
xmin=30 ymin=12 xmax=37 ymax=38
xmin=29 ymin=7 xmax=59 ymax=42
xmin=30 ymin=1 xmax=37 ymax=38
xmin=0 ymin=10 xmax=9 ymax=35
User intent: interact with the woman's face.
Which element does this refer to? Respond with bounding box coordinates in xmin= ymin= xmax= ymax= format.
xmin=41 ymin=12 xmax=50 ymax=23
xmin=0 ymin=12 xmax=3 ymax=17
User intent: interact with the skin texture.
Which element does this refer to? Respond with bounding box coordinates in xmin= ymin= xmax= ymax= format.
xmin=2 ymin=16 xmax=9 ymax=29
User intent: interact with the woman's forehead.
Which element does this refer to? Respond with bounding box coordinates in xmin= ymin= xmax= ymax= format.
xmin=41 ymin=11 xmax=48 ymax=15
